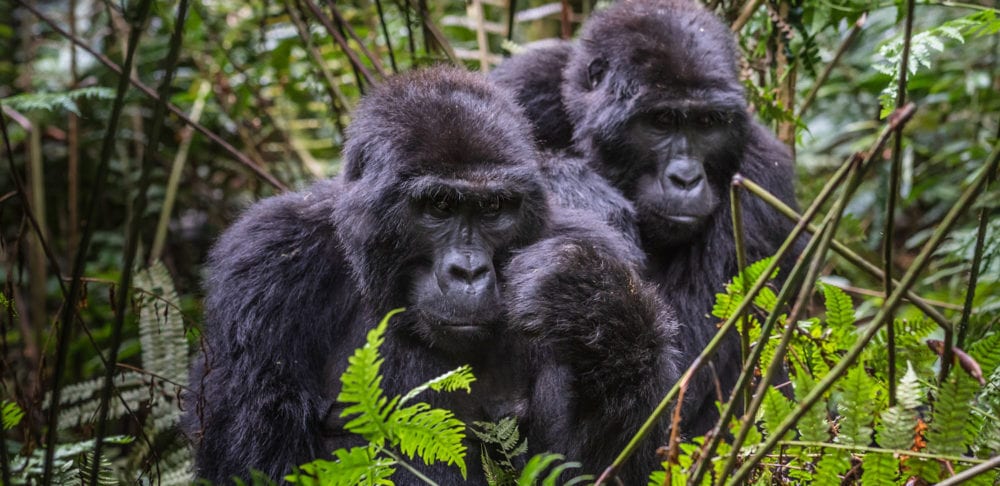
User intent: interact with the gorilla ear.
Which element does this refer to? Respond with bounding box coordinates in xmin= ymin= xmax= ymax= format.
xmin=586 ymin=58 xmax=608 ymax=89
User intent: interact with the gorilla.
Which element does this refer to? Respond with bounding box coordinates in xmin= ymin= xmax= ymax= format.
xmin=184 ymin=67 xmax=680 ymax=485
xmin=489 ymin=40 xmax=576 ymax=151
xmin=492 ymin=0 xmax=800 ymax=437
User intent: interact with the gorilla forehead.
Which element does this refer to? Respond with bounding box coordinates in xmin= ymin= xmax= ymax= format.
xmin=577 ymin=0 xmax=743 ymax=96
xmin=343 ymin=67 xmax=538 ymax=182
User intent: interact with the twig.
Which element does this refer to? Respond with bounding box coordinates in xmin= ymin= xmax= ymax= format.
xmin=326 ymin=0 xmax=387 ymax=76
xmin=886 ymin=0 xmax=916 ymax=404
xmin=300 ymin=0 xmax=377 ymax=88
xmin=730 ymin=181 xmax=751 ymax=411
xmin=798 ymin=13 xmax=866 ymax=118
xmin=731 ymin=0 xmax=763 ymax=33
xmin=373 ymin=0 xmax=398 ymax=72
xmin=39 ymin=0 xmax=153 ymax=480
xmin=779 ymin=440 xmax=988 ymax=464
xmin=15 ymin=0 xmax=286 ymax=191
xmin=738 ymin=177 xmax=955 ymax=330
xmin=936 ymin=454 xmax=1000 ymax=485
xmin=728 ymin=137 xmax=1000 ymax=485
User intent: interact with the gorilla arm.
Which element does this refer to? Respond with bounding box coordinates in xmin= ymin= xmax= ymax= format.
xmin=506 ymin=212 xmax=681 ymax=483
xmin=185 ymin=180 xmax=360 ymax=484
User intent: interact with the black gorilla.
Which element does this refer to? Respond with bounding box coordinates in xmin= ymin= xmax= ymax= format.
xmin=493 ymin=0 xmax=800 ymax=437
xmin=184 ymin=67 xmax=680 ymax=485
xmin=489 ymin=40 xmax=575 ymax=151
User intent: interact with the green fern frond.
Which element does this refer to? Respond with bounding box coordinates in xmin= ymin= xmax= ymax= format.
xmin=792 ymin=364 xmax=830 ymax=443
xmin=390 ymin=402 xmax=468 ymax=478
xmin=813 ymin=448 xmax=851 ymax=486
xmin=904 ymin=458 xmax=941 ymax=483
xmin=858 ymin=451 xmax=898 ymax=486
xmin=517 ymin=453 xmax=590 ymax=485
xmin=288 ymin=445 xmax=394 ymax=486
xmin=338 ymin=309 xmax=405 ymax=443
xmin=399 ymin=365 xmax=476 ymax=405
xmin=1 ymin=87 xmax=115 ymax=115
xmin=875 ymin=10 xmax=999 ymax=116
xmin=835 ymin=366 xmax=877 ymax=446
xmin=927 ymin=372 xmax=980 ymax=456
xmin=2 ymin=400 xmax=24 ymax=430
xmin=875 ymin=406 xmax=914 ymax=451
xmin=760 ymin=387 xmax=793 ymax=439
xmin=967 ymin=332 xmax=1000 ymax=377
xmin=712 ymin=257 xmax=778 ymax=319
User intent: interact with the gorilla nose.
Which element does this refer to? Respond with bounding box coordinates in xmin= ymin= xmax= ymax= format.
xmin=439 ymin=250 xmax=496 ymax=295
xmin=664 ymin=159 xmax=705 ymax=190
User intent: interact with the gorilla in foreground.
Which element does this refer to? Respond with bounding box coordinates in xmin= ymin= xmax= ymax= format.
xmin=184 ymin=67 xmax=681 ymax=484
xmin=492 ymin=0 xmax=801 ymax=436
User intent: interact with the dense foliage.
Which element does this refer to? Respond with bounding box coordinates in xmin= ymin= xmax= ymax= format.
xmin=0 ymin=0 xmax=997 ymax=484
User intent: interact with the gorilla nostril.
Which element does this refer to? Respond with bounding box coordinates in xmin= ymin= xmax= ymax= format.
xmin=668 ymin=172 xmax=703 ymax=190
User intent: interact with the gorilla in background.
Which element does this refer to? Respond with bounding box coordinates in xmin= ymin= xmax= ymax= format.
xmin=489 ymin=39 xmax=575 ymax=151
xmin=492 ymin=0 xmax=801 ymax=436
xmin=184 ymin=67 xmax=681 ymax=485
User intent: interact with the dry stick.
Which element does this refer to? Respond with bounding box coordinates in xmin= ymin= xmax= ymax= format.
xmin=739 ymin=177 xmax=954 ymax=331
xmin=401 ymin=0 xmax=459 ymax=63
xmin=886 ymin=0 xmax=917 ymax=405
xmin=285 ymin=0 xmax=353 ymax=117
xmin=691 ymin=105 xmax=915 ymax=485
xmin=37 ymin=0 xmax=153 ymax=481
xmin=728 ymin=139 xmax=1000 ymax=485
xmin=936 ymin=454 xmax=1000 ymax=486
xmin=89 ymin=1 xmax=189 ymax=483
xmin=326 ymin=0 xmax=387 ymax=76
xmin=373 ymin=0 xmax=398 ymax=72
xmin=15 ymin=0 xmax=286 ymax=191
xmin=594 ymin=105 xmax=916 ymax=485
xmin=731 ymin=0 xmax=763 ymax=33
xmin=730 ymin=183 xmax=752 ymax=412
xmin=797 ymin=13 xmax=867 ymax=118
xmin=300 ymin=0 xmax=376 ymax=87
xmin=506 ymin=0 xmax=517 ymax=42
xmin=779 ymin=440 xmax=988 ymax=465
xmin=719 ymin=166 xmax=864 ymax=483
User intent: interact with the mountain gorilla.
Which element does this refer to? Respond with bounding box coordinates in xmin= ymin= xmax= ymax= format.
xmin=492 ymin=0 xmax=800 ymax=437
xmin=184 ymin=67 xmax=680 ymax=485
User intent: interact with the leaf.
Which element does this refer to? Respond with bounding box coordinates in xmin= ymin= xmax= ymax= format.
xmin=859 ymin=451 xmax=898 ymax=486
xmin=338 ymin=309 xmax=405 ymax=443
xmin=897 ymin=362 xmax=925 ymax=410
xmin=926 ymin=372 xmax=980 ymax=456
xmin=792 ymin=364 xmax=830 ymax=443
xmin=760 ymin=387 xmax=793 ymax=440
xmin=835 ymin=366 xmax=877 ymax=446
xmin=399 ymin=365 xmax=476 ymax=405
xmin=391 ymin=403 xmax=468 ymax=478
xmin=1 ymin=87 xmax=114 ymax=115
xmin=2 ymin=400 xmax=24 ymax=430
xmin=517 ymin=453 xmax=564 ymax=485
xmin=875 ymin=406 xmax=913 ymax=451
xmin=813 ymin=448 xmax=851 ymax=486
xmin=288 ymin=446 xmax=395 ymax=486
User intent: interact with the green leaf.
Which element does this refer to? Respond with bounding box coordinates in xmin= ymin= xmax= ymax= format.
xmin=2 ymin=400 xmax=24 ymax=430
xmin=288 ymin=446 xmax=394 ymax=486
xmin=927 ymin=372 xmax=980 ymax=456
xmin=792 ymin=365 xmax=830 ymax=443
xmin=1 ymin=87 xmax=114 ymax=115
xmin=399 ymin=364 xmax=476 ymax=405
xmin=391 ymin=403 xmax=468 ymax=478
xmin=760 ymin=387 xmax=793 ymax=440
xmin=338 ymin=308 xmax=405 ymax=443
xmin=517 ymin=453 xmax=564 ymax=485
xmin=813 ymin=448 xmax=851 ymax=486
xmin=859 ymin=451 xmax=898 ymax=486
xmin=835 ymin=367 xmax=877 ymax=446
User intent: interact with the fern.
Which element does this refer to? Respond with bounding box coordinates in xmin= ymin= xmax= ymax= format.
xmin=858 ymin=451 xmax=897 ymax=486
xmin=812 ymin=448 xmax=851 ymax=486
xmin=927 ymin=372 xmax=980 ymax=456
xmin=474 ymin=417 xmax=529 ymax=485
xmin=791 ymin=364 xmax=830 ymax=443
xmin=712 ymin=256 xmax=779 ymax=320
xmin=821 ymin=283 xmax=856 ymax=348
xmin=835 ymin=366 xmax=878 ymax=446
xmin=295 ymin=309 xmax=471 ymax=483
xmin=292 ymin=446 xmax=394 ymax=486
xmin=0 ymin=87 xmax=114 ymax=115
xmin=760 ymin=387 xmax=793 ymax=440
xmin=510 ymin=452 xmax=589 ymax=486
xmin=2 ymin=400 xmax=24 ymax=430
xmin=875 ymin=10 xmax=1000 ymax=117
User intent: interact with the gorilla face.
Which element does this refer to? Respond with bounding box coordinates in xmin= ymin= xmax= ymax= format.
xmin=619 ymin=105 xmax=747 ymax=247
xmin=334 ymin=67 xmax=549 ymax=351
xmin=408 ymin=188 xmax=524 ymax=341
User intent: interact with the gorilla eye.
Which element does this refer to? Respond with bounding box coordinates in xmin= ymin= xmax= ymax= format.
xmin=427 ymin=197 xmax=452 ymax=217
xmin=480 ymin=198 xmax=503 ymax=216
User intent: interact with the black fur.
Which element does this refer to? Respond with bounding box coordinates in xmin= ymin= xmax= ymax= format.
xmin=184 ymin=67 xmax=680 ymax=485
xmin=489 ymin=40 xmax=576 ymax=151
xmin=491 ymin=0 xmax=801 ymax=443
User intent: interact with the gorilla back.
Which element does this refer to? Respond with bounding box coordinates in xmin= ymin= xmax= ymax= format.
xmin=185 ymin=67 xmax=680 ymax=484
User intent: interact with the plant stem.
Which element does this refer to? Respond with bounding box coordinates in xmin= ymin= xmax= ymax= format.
xmin=727 ymin=139 xmax=1000 ymax=485
xmin=730 ymin=182 xmax=752 ymax=411
xmin=380 ymin=448 xmax=441 ymax=486
xmin=778 ymin=440 xmax=988 ymax=464
xmin=936 ymin=454 xmax=1000 ymax=485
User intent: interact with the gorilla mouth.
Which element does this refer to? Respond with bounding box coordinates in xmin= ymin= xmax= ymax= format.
xmin=648 ymin=210 xmax=703 ymax=226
